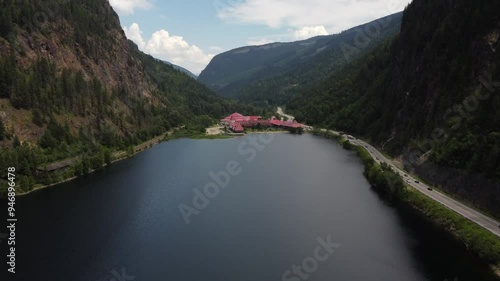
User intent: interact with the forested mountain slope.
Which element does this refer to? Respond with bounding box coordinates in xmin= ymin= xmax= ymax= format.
xmin=0 ymin=0 xmax=260 ymax=193
xmin=289 ymin=0 xmax=500 ymax=216
xmin=198 ymin=13 xmax=403 ymax=104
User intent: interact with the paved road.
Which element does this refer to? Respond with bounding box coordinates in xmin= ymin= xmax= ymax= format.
xmin=322 ymin=129 xmax=500 ymax=238
xmin=275 ymin=105 xmax=500 ymax=237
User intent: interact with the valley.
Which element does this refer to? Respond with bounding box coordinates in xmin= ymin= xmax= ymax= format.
xmin=0 ymin=0 xmax=499 ymax=280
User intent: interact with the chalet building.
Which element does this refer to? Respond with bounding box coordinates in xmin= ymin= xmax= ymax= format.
xmin=221 ymin=113 xmax=303 ymax=133
xmin=269 ymin=116 xmax=303 ymax=128
xmin=227 ymin=122 xmax=243 ymax=133
xmin=221 ymin=113 xmax=261 ymax=124
xmin=240 ymin=120 xmax=272 ymax=128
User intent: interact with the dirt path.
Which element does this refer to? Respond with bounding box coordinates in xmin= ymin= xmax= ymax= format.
xmin=277 ymin=107 xmax=295 ymax=121
xmin=206 ymin=126 xmax=224 ymax=135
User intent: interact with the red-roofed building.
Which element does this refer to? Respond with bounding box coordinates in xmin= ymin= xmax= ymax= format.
xmin=230 ymin=122 xmax=244 ymax=133
xmin=270 ymin=119 xmax=283 ymax=126
xmin=240 ymin=119 xmax=272 ymax=128
xmin=281 ymin=121 xmax=303 ymax=128
xmin=221 ymin=113 xmax=303 ymax=133
xmin=221 ymin=112 xmax=259 ymax=125
xmin=269 ymin=118 xmax=304 ymax=129
xmin=229 ymin=112 xmax=244 ymax=118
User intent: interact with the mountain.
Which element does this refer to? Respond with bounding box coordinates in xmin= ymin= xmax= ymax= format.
xmin=163 ymin=60 xmax=197 ymax=79
xmin=0 ymin=0 xmax=261 ymax=193
xmin=198 ymin=12 xmax=403 ymax=104
xmin=288 ymin=0 xmax=500 ymax=216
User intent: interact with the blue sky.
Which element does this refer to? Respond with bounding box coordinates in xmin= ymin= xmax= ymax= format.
xmin=109 ymin=0 xmax=412 ymax=74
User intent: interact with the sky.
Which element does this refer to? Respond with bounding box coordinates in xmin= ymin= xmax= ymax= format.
xmin=109 ymin=0 xmax=412 ymax=75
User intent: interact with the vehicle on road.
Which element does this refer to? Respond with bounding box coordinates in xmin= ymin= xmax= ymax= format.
xmin=415 ymin=180 xmax=420 ymax=184
xmin=404 ymin=174 xmax=408 ymax=177
xmin=427 ymin=187 xmax=433 ymax=191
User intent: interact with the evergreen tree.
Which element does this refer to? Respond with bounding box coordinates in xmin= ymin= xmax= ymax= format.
xmin=13 ymin=136 xmax=20 ymax=147
xmin=0 ymin=118 xmax=5 ymax=140
xmin=32 ymin=109 xmax=44 ymax=127
xmin=0 ymin=9 xmax=13 ymax=38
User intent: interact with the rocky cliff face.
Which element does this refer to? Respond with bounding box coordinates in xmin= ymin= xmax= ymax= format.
xmin=1 ymin=0 xmax=149 ymax=93
xmin=0 ymin=0 xmax=233 ymax=144
xmin=402 ymin=150 xmax=500 ymax=217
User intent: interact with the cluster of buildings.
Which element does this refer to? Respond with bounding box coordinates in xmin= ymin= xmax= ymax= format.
xmin=221 ymin=113 xmax=303 ymax=133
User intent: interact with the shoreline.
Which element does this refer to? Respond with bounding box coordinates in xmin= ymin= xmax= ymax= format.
xmin=16 ymin=130 xmax=292 ymax=196
xmin=13 ymin=129 xmax=499 ymax=277
xmin=16 ymin=131 xmax=172 ymax=197
xmin=313 ymin=130 xmax=500 ymax=278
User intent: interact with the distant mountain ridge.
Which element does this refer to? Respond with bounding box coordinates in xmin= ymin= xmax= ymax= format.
xmin=125 ymin=41 xmax=197 ymax=79
xmin=288 ymin=0 xmax=500 ymax=216
xmin=164 ymin=61 xmax=197 ymax=79
xmin=198 ymin=12 xmax=403 ymax=103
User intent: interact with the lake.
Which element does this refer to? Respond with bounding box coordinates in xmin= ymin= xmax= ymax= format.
xmin=2 ymin=134 xmax=496 ymax=281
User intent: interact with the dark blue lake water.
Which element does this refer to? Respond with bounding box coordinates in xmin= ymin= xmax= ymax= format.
xmin=1 ymin=134 xmax=496 ymax=281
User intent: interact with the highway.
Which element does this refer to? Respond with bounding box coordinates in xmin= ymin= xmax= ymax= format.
xmin=277 ymin=106 xmax=500 ymax=237
xmin=323 ymin=129 xmax=500 ymax=238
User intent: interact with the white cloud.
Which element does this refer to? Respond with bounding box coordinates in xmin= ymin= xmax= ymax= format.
xmin=293 ymin=26 xmax=328 ymax=40
xmin=123 ymin=23 xmax=214 ymax=74
xmin=209 ymin=46 xmax=223 ymax=52
xmin=246 ymin=38 xmax=275 ymax=46
xmin=217 ymin=0 xmax=412 ymax=33
xmin=123 ymin=23 xmax=145 ymax=49
xmin=109 ymin=0 xmax=152 ymax=15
